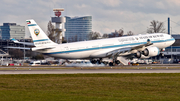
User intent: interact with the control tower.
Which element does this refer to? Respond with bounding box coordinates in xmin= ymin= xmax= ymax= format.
xmin=51 ymin=8 xmax=66 ymax=44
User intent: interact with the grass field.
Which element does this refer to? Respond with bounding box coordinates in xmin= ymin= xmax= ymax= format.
xmin=0 ymin=73 xmax=180 ymax=101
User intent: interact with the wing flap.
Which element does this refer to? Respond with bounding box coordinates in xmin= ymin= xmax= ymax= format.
xmin=106 ymin=47 xmax=131 ymax=57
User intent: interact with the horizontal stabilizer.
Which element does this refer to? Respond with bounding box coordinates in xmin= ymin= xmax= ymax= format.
xmin=4 ymin=46 xmax=31 ymax=50
xmin=32 ymin=46 xmax=56 ymax=51
xmin=11 ymin=38 xmax=34 ymax=46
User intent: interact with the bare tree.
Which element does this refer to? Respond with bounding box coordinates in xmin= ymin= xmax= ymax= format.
xmin=102 ymin=33 xmax=109 ymax=38
xmin=109 ymin=29 xmax=124 ymax=38
xmin=118 ymin=29 xmax=124 ymax=36
xmin=88 ymin=31 xmax=101 ymax=40
xmin=47 ymin=21 xmax=56 ymax=42
xmin=9 ymin=49 xmax=23 ymax=59
xmin=147 ymin=20 xmax=165 ymax=33
xmin=127 ymin=31 xmax=134 ymax=36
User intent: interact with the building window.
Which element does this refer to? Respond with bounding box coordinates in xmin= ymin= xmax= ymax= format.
xmin=172 ymin=49 xmax=176 ymax=52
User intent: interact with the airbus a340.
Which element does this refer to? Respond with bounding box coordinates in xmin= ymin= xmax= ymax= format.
xmin=10 ymin=19 xmax=175 ymax=65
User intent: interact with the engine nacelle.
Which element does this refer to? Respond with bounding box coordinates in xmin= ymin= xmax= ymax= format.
xmin=143 ymin=47 xmax=160 ymax=57
xmin=135 ymin=51 xmax=141 ymax=58
xmin=135 ymin=51 xmax=150 ymax=58
xmin=140 ymin=55 xmax=150 ymax=59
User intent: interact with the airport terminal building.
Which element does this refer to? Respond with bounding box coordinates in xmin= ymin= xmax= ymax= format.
xmin=0 ymin=23 xmax=25 ymax=39
xmin=163 ymin=34 xmax=180 ymax=59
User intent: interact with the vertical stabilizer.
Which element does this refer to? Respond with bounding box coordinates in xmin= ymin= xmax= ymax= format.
xmin=26 ymin=19 xmax=57 ymax=47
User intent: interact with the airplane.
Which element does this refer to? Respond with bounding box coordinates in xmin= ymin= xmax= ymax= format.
xmin=11 ymin=38 xmax=34 ymax=46
xmin=9 ymin=19 xmax=176 ymax=65
xmin=5 ymin=38 xmax=33 ymax=50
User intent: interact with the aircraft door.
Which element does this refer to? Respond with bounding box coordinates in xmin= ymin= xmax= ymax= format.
xmin=64 ymin=47 xmax=69 ymax=51
xmin=61 ymin=46 xmax=69 ymax=51
xmin=134 ymin=37 xmax=139 ymax=43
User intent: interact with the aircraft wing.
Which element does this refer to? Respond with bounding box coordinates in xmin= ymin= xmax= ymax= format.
xmin=131 ymin=42 xmax=153 ymax=50
xmin=106 ymin=41 xmax=153 ymax=57
xmin=11 ymin=38 xmax=35 ymax=46
xmin=106 ymin=47 xmax=132 ymax=57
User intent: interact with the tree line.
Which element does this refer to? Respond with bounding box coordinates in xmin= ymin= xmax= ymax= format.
xmin=88 ymin=20 xmax=165 ymax=40
xmin=47 ymin=20 xmax=165 ymax=42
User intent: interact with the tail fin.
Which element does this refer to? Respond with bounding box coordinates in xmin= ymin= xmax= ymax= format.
xmin=26 ymin=19 xmax=57 ymax=47
xmin=11 ymin=38 xmax=19 ymax=43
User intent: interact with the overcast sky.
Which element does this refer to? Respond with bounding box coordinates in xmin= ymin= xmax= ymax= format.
xmin=1 ymin=0 xmax=180 ymax=38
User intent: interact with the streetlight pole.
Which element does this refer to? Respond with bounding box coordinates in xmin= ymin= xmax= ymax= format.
xmin=171 ymin=27 xmax=173 ymax=63
xmin=21 ymin=37 xmax=25 ymax=65
xmin=24 ymin=38 xmax=25 ymax=61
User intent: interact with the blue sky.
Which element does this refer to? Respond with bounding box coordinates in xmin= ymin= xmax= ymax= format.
xmin=1 ymin=0 xmax=180 ymax=37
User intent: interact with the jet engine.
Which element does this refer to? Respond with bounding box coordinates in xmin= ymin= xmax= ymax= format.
xmin=135 ymin=51 xmax=150 ymax=58
xmin=142 ymin=47 xmax=160 ymax=57
xmin=135 ymin=51 xmax=141 ymax=58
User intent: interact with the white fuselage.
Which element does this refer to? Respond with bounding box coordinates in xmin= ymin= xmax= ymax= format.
xmin=39 ymin=33 xmax=175 ymax=59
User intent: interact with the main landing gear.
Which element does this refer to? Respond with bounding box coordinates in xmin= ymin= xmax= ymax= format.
xmin=90 ymin=58 xmax=120 ymax=66
xmin=90 ymin=58 xmax=102 ymax=64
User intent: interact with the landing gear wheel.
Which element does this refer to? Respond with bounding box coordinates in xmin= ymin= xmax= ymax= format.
xmin=115 ymin=60 xmax=120 ymax=64
xmin=160 ymin=53 xmax=164 ymax=57
xmin=90 ymin=59 xmax=96 ymax=64
xmin=109 ymin=62 xmax=113 ymax=66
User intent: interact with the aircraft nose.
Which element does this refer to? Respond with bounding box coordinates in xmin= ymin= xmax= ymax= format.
xmin=173 ymin=37 xmax=175 ymax=44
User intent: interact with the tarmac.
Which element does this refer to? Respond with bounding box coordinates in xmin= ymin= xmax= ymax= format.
xmin=0 ymin=69 xmax=180 ymax=74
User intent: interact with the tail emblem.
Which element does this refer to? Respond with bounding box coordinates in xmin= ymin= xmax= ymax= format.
xmin=26 ymin=21 xmax=31 ymax=24
xmin=34 ymin=29 xmax=40 ymax=36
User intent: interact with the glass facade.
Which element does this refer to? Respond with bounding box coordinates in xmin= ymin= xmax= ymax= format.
xmin=65 ymin=16 xmax=92 ymax=42
xmin=0 ymin=23 xmax=25 ymax=39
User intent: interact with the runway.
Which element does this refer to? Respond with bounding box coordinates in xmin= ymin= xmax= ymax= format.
xmin=0 ymin=69 xmax=180 ymax=74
